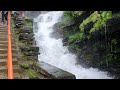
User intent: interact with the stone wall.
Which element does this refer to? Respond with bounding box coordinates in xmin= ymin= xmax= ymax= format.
xmin=12 ymin=11 xmax=76 ymax=79
xmin=12 ymin=12 xmax=46 ymax=79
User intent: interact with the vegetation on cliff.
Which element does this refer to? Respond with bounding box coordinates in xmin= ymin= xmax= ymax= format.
xmin=59 ymin=11 xmax=120 ymax=78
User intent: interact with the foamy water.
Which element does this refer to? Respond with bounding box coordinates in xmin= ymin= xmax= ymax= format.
xmin=33 ymin=11 xmax=112 ymax=79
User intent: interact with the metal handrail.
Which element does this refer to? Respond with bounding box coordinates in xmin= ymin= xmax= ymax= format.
xmin=7 ymin=11 xmax=13 ymax=79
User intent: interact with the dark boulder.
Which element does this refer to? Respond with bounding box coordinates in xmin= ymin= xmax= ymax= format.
xmin=50 ymin=23 xmax=63 ymax=39
xmin=106 ymin=17 xmax=120 ymax=34
xmin=21 ymin=46 xmax=39 ymax=52
xmin=24 ymin=52 xmax=40 ymax=56
xmin=62 ymin=37 xmax=69 ymax=46
xmin=33 ymin=61 xmax=76 ymax=79
xmin=106 ymin=17 xmax=120 ymax=26
xmin=19 ymin=33 xmax=34 ymax=41
xmin=19 ymin=26 xmax=33 ymax=34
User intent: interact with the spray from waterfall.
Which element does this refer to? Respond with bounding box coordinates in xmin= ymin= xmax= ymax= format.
xmin=33 ymin=11 xmax=112 ymax=79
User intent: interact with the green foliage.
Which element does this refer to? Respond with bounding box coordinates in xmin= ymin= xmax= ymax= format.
xmin=68 ymin=33 xmax=85 ymax=44
xmin=68 ymin=43 xmax=81 ymax=53
xmin=112 ymin=39 xmax=117 ymax=45
xmin=64 ymin=11 xmax=84 ymax=18
xmin=20 ymin=63 xmax=30 ymax=69
xmin=59 ymin=11 xmax=84 ymax=29
xmin=80 ymin=11 xmax=99 ymax=31
xmin=90 ymin=11 xmax=112 ymax=33
xmin=27 ymin=69 xmax=37 ymax=79
xmin=60 ymin=11 xmax=120 ymax=78
xmin=79 ymin=11 xmax=112 ymax=33
xmin=25 ymin=18 xmax=33 ymax=29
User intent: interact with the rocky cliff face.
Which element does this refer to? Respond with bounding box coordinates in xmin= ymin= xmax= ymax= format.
xmin=12 ymin=12 xmax=47 ymax=79
xmin=57 ymin=11 xmax=120 ymax=78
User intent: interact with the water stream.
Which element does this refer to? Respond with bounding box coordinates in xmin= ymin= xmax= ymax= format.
xmin=33 ymin=11 xmax=112 ymax=79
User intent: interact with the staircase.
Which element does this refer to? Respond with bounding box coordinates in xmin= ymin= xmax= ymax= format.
xmin=0 ymin=24 xmax=20 ymax=79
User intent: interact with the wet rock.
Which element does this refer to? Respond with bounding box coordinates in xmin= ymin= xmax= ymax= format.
xmin=16 ymin=17 xmax=24 ymax=22
xmin=14 ymin=11 xmax=20 ymax=16
xmin=25 ymin=18 xmax=33 ymax=23
xmin=19 ymin=26 xmax=33 ymax=34
xmin=33 ymin=61 xmax=76 ymax=79
xmin=50 ymin=23 xmax=63 ymax=39
xmin=65 ymin=20 xmax=75 ymax=27
xmin=33 ymin=22 xmax=38 ymax=33
xmin=106 ymin=17 xmax=120 ymax=26
xmin=14 ymin=17 xmax=24 ymax=28
xmin=19 ymin=33 xmax=34 ymax=41
xmin=25 ymin=52 xmax=40 ymax=56
xmin=15 ymin=23 xmax=23 ymax=28
xmin=27 ymin=56 xmax=38 ymax=61
xmin=20 ymin=46 xmax=39 ymax=61
xmin=13 ymin=11 xmax=20 ymax=21
xmin=106 ymin=17 xmax=120 ymax=34
xmin=62 ymin=37 xmax=68 ymax=46
xmin=112 ymin=11 xmax=120 ymax=14
xmin=21 ymin=46 xmax=39 ymax=53
xmin=23 ymin=26 xmax=32 ymax=30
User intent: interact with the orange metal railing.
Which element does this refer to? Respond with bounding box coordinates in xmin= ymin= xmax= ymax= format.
xmin=7 ymin=11 xmax=13 ymax=79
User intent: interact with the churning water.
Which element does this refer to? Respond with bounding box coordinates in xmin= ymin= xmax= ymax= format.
xmin=33 ymin=11 xmax=112 ymax=79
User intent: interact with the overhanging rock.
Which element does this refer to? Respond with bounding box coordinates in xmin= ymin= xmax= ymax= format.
xmin=33 ymin=61 xmax=76 ymax=79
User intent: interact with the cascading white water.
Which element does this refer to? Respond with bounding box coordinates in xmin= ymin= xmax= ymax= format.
xmin=33 ymin=11 xmax=112 ymax=79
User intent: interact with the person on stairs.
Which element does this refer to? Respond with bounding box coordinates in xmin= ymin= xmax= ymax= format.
xmin=1 ymin=11 xmax=8 ymax=25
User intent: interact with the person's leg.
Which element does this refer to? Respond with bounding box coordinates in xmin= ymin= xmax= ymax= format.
xmin=1 ymin=11 xmax=4 ymax=24
xmin=4 ymin=14 xmax=7 ymax=24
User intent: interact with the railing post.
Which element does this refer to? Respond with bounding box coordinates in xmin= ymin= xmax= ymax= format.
xmin=7 ymin=11 xmax=13 ymax=79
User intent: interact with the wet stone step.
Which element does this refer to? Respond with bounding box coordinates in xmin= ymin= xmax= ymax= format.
xmin=0 ymin=49 xmax=17 ymax=54
xmin=0 ymin=65 xmax=20 ymax=73
xmin=0 ymin=72 xmax=20 ymax=79
xmin=0 ymin=41 xmax=15 ymax=45
xmin=33 ymin=61 xmax=76 ymax=79
xmin=0 ymin=58 xmax=18 ymax=66
xmin=0 ymin=54 xmax=18 ymax=59
xmin=0 ymin=44 xmax=16 ymax=49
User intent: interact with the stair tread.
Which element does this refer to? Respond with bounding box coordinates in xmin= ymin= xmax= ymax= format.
xmin=0 ymin=65 xmax=19 ymax=70
xmin=0 ymin=58 xmax=18 ymax=62
xmin=0 ymin=41 xmax=15 ymax=44
xmin=0 ymin=41 xmax=14 ymax=42
xmin=0 ymin=73 xmax=21 ymax=79
xmin=0 ymin=48 xmax=16 ymax=50
xmin=0 ymin=49 xmax=17 ymax=51
xmin=0 ymin=54 xmax=17 ymax=59
xmin=0 ymin=44 xmax=15 ymax=46
xmin=0 ymin=53 xmax=17 ymax=55
xmin=0 ymin=65 xmax=20 ymax=74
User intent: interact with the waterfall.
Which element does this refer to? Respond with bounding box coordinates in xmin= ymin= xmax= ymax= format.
xmin=33 ymin=11 xmax=112 ymax=79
